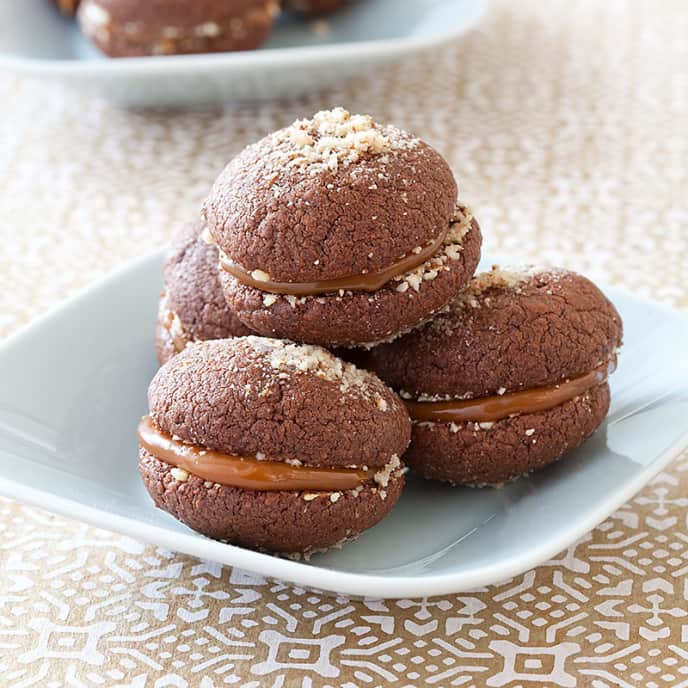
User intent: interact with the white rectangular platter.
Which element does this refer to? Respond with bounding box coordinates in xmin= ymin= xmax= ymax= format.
xmin=0 ymin=251 xmax=687 ymax=598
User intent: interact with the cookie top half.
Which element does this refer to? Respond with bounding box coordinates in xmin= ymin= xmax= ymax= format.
xmin=202 ymin=107 xmax=458 ymax=283
xmin=148 ymin=337 xmax=411 ymax=468
xmin=365 ymin=267 xmax=623 ymax=400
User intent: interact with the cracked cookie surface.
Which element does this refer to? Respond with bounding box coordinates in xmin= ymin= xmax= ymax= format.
xmin=364 ymin=267 xmax=623 ymax=485
xmin=140 ymin=337 xmax=410 ymax=553
xmin=148 ymin=337 xmax=411 ymax=468
xmin=366 ymin=267 xmax=623 ymax=400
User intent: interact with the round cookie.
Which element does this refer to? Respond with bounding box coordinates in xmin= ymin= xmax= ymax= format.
xmin=365 ymin=266 xmax=623 ymax=486
xmin=78 ymin=0 xmax=279 ymax=57
xmin=138 ymin=337 xmax=410 ymax=554
xmin=203 ymin=108 xmax=482 ymax=346
xmin=156 ymin=220 xmax=252 ymax=365
xmin=282 ymin=0 xmax=347 ymax=16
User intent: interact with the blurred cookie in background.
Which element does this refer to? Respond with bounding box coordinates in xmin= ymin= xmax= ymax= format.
xmin=78 ymin=0 xmax=279 ymax=57
xmin=282 ymin=0 xmax=348 ymax=17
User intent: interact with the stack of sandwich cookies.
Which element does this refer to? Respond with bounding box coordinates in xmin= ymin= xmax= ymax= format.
xmin=78 ymin=0 xmax=279 ymax=57
xmin=138 ymin=337 xmax=410 ymax=555
xmin=365 ymin=267 xmax=623 ymax=486
xmin=156 ymin=220 xmax=252 ymax=365
xmin=202 ymin=107 xmax=482 ymax=347
xmin=139 ymin=110 xmax=624 ymax=555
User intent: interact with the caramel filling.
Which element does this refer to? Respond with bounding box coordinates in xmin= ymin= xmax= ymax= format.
xmin=405 ymin=360 xmax=615 ymax=424
xmin=58 ymin=0 xmax=77 ymax=12
xmin=138 ymin=416 xmax=375 ymax=491
xmin=219 ymin=228 xmax=449 ymax=296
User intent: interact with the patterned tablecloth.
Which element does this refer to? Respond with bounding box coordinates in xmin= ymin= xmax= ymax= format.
xmin=1 ymin=1 xmax=687 ymax=686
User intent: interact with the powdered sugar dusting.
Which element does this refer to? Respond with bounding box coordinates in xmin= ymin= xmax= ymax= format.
xmin=460 ymin=264 xmax=567 ymax=301
xmin=81 ymin=2 xmax=110 ymax=27
xmin=254 ymin=107 xmax=418 ymax=176
xmin=391 ymin=205 xmax=473 ymax=293
xmin=158 ymin=293 xmax=189 ymax=348
xmin=374 ymin=454 xmax=403 ymax=488
xmin=428 ymin=264 xmax=568 ymax=337
xmin=243 ymin=335 xmax=393 ymax=404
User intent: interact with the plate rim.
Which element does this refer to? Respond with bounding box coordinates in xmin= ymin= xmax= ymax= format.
xmin=0 ymin=0 xmax=486 ymax=77
xmin=1 ymin=248 xmax=687 ymax=599
xmin=2 ymin=436 xmax=687 ymax=599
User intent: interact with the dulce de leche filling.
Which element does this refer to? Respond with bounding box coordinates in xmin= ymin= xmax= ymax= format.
xmin=405 ymin=359 xmax=616 ymax=424
xmin=219 ymin=228 xmax=449 ymax=297
xmin=137 ymin=416 xmax=375 ymax=491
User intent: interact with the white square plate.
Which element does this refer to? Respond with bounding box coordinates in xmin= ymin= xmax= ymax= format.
xmin=0 ymin=0 xmax=485 ymax=106
xmin=1 ymin=251 xmax=687 ymax=599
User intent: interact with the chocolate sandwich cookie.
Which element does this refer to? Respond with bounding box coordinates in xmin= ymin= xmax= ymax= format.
xmin=365 ymin=267 xmax=623 ymax=486
xmin=203 ymin=108 xmax=482 ymax=347
xmin=138 ymin=337 xmax=410 ymax=554
xmin=282 ymin=0 xmax=347 ymax=16
xmin=156 ymin=220 xmax=252 ymax=365
xmin=78 ymin=0 xmax=279 ymax=57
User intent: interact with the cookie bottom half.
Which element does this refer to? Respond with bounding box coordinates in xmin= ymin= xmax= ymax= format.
xmin=221 ymin=219 xmax=482 ymax=347
xmin=139 ymin=449 xmax=404 ymax=554
xmin=406 ymin=383 xmax=611 ymax=486
xmin=81 ymin=2 xmax=275 ymax=57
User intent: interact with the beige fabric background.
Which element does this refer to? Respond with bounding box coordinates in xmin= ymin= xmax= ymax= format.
xmin=1 ymin=1 xmax=687 ymax=686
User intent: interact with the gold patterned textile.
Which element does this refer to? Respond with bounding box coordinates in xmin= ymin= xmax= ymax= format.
xmin=1 ymin=1 xmax=687 ymax=685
